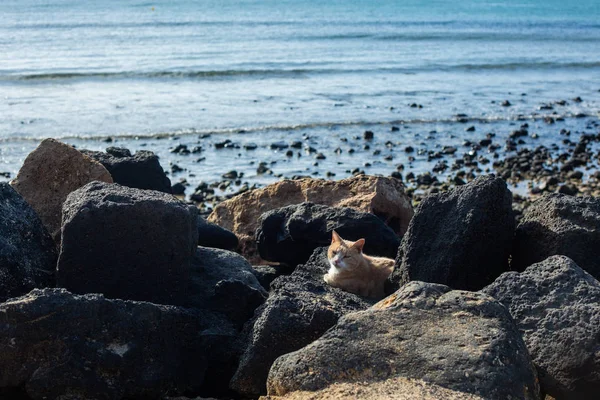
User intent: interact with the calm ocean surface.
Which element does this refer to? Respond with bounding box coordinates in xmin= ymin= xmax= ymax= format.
xmin=1 ymin=0 xmax=599 ymax=186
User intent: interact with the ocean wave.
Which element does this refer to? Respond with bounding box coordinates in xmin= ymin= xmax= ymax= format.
xmin=0 ymin=112 xmax=592 ymax=143
xmin=3 ymin=61 xmax=600 ymax=82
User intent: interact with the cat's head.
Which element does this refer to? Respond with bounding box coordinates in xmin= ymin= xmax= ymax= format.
xmin=327 ymin=230 xmax=365 ymax=271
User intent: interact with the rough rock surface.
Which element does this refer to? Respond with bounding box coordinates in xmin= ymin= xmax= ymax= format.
xmin=187 ymin=247 xmax=267 ymax=328
xmin=511 ymin=193 xmax=600 ymax=279
xmin=197 ymin=217 xmax=239 ymax=250
xmin=10 ymin=138 xmax=113 ymax=241
xmin=389 ymin=175 xmax=514 ymax=292
xmin=251 ymin=265 xmax=295 ymax=291
xmin=0 ymin=288 xmax=237 ymax=400
xmin=0 ymin=183 xmax=57 ymax=302
xmin=482 ymin=255 xmax=600 ymax=400
xmin=208 ymin=176 xmax=413 ymax=262
xmin=257 ymin=202 xmax=400 ymax=267
xmin=57 ymin=181 xmax=198 ymax=306
xmin=82 ymin=147 xmax=172 ymax=193
xmin=229 ymin=248 xmax=372 ymax=397
xmin=267 ymin=281 xmax=539 ymax=399
xmin=260 ymin=377 xmax=484 ymax=400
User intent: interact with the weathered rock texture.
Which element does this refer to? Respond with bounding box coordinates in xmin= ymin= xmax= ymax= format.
xmin=0 ymin=183 xmax=57 ymax=302
xmin=82 ymin=147 xmax=172 ymax=193
xmin=260 ymin=377 xmax=484 ymax=400
xmin=230 ymin=248 xmax=372 ymax=397
xmin=483 ymin=255 xmax=600 ymax=400
xmin=257 ymin=202 xmax=400 ymax=266
xmin=511 ymin=193 xmax=600 ymax=279
xmin=389 ymin=175 xmax=514 ymax=292
xmin=10 ymin=138 xmax=113 ymax=241
xmin=267 ymin=281 xmax=539 ymax=400
xmin=187 ymin=247 xmax=267 ymax=328
xmin=0 ymin=288 xmax=236 ymax=400
xmin=57 ymin=181 xmax=198 ymax=306
xmin=208 ymin=176 xmax=413 ymax=262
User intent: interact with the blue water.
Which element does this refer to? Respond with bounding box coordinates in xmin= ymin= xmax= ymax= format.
xmin=1 ymin=0 xmax=599 ymax=192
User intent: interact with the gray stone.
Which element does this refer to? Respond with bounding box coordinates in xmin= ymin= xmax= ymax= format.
xmin=187 ymin=247 xmax=267 ymax=328
xmin=482 ymin=256 xmax=600 ymax=399
xmin=389 ymin=175 xmax=514 ymax=292
xmin=0 ymin=288 xmax=237 ymax=400
xmin=0 ymin=183 xmax=57 ymax=302
xmin=57 ymin=181 xmax=198 ymax=306
xmin=267 ymin=281 xmax=539 ymax=400
xmin=511 ymin=194 xmax=600 ymax=280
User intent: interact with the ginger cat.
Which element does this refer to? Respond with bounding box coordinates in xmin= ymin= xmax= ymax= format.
xmin=323 ymin=230 xmax=394 ymax=299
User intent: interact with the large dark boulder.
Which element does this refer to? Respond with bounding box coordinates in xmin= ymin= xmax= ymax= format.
xmin=197 ymin=217 xmax=239 ymax=251
xmin=267 ymin=281 xmax=539 ymax=399
xmin=511 ymin=194 xmax=600 ymax=279
xmin=57 ymin=181 xmax=198 ymax=306
xmin=229 ymin=248 xmax=372 ymax=397
xmin=187 ymin=247 xmax=267 ymax=328
xmin=388 ymin=175 xmax=514 ymax=292
xmin=0 ymin=183 xmax=57 ymax=302
xmin=82 ymin=147 xmax=172 ymax=193
xmin=0 ymin=288 xmax=237 ymax=400
xmin=482 ymin=256 xmax=600 ymax=399
xmin=256 ymin=202 xmax=400 ymax=267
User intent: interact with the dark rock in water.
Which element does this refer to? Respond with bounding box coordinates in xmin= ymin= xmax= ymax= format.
xmin=82 ymin=147 xmax=172 ymax=193
xmin=391 ymin=126 xmax=400 ymax=132
xmin=250 ymin=264 xmax=295 ymax=291
xmin=197 ymin=217 xmax=238 ymax=250
xmin=482 ymin=256 xmax=600 ymax=400
xmin=256 ymin=202 xmax=400 ymax=267
xmin=0 ymin=288 xmax=237 ymax=400
xmin=501 ymin=100 xmax=511 ymax=107
xmin=187 ymin=247 xmax=267 ymax=328
xmin=57 ymin=181 xmax=198 ymax=306
xmin=229 ymin=248 xmax=371 ymax=397
xmin=0 ymin=183 xmax=57 ymax=302
xmin=388 ymin=175 xmax=514 ymax=293
xmin=404 ymin=146 xmax=414 ymax=153
xmin=511 ymin=194 xmax=600 ymax=280
xmin=171 ymin=181 xmax=186 ymax=195
xmin=170 ymin=144 xmax=190 ymax=155
xmin=363 ymin=130 xmax=374 ymax=140
xmin=558 ymin=183 xmax=578 ymax=195
xmin=270 ymin=141 xmax=289 ymax=150
xmin=267 ymin=281 xmax=539 ymax=399
xmin=465 ymin=125 xmax=476 ymax=132
xmin=222 ymin=170 xmax=238 ymax=180
xmin=243 ymin=143 xmax=258 ymax=150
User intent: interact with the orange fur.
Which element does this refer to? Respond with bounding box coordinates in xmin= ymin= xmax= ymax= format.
xmin=323 ymin=231 xmax=394 ymax=299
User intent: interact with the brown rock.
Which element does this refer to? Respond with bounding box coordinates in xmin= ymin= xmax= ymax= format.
xmin=11 ymin=138 xmax=113 ymax=242
xmin=207 ymin=176 xmax=413 ymax=262
xmin=260 ymin=377 xmax=483 ymax=400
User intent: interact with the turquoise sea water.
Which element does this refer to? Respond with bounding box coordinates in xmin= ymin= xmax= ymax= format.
xmin=1 ymin=0 xmax=599 ymax=188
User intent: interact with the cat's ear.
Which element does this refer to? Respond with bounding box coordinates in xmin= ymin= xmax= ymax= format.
xmin=331 ymin=230 xmax=342 ymax=244
xmin=352 ymin=238 xmax=365 ymax=252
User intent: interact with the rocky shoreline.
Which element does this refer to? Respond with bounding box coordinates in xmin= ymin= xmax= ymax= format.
xmin=0 ymin=138 xmax=599 ymax=399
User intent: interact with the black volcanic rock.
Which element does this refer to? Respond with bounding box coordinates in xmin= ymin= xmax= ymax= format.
xmin=483 ymin=256 xmax=600 ymax=399
xmin=267 ymin=281 xmax=539 ymax=399
xmin=82 ymin=147 xmax=172 ymax=193
xmin=0 ymin=288 xmax=236 ymax=400
xmin=388 ymin=175 xmax=514 ymax=292
xmin=511 ymin=194 xmax=600 ymax=280
xmin=256 ymin=202 xmax=400 ymax=267
xmin=57 ymin=181 xmax=198 ymax=306
xmin=0 ymin=183 xmax=57 ymax=302
xmin=229 ymin=248 xmax=371 ymax=397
